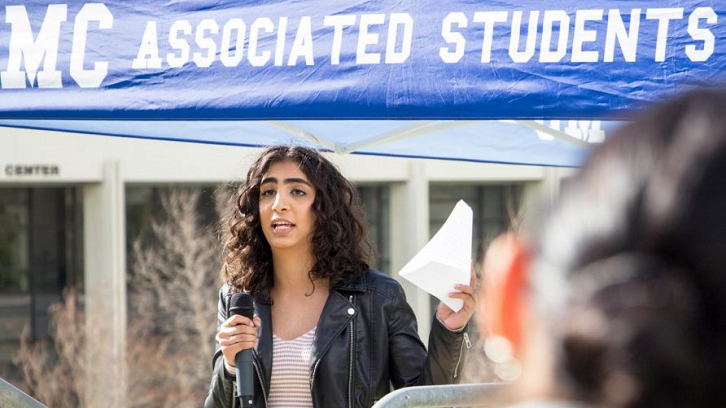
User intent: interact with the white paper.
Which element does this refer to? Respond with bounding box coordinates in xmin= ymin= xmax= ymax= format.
xmin=399 ymin=200 xmax=472 ymax=312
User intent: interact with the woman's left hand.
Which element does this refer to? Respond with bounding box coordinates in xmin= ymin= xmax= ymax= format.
xmin=436 ymin=262 xmax=477 ymax=332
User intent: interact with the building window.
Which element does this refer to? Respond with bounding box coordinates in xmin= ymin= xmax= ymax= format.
xmin=126 ymin=184 xmax=219 ymax=257
xmin=0 ymin=187 xmax=84 ymax=365
xmin=357 ymin=185 xmax=391 ymax=274
xmin=429 ymin=183 xmax=524 ymax=309
xmin=430 ymin=184 xmax=524 ymax=261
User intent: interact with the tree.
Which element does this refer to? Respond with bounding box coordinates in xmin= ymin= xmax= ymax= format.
xmin=127 ymin=188 xmax=222 ymax=408
xmin=10 ymin=187 xmax=226 ymax=408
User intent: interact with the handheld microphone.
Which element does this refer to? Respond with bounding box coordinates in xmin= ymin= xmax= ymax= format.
xmin=229 ymin=293 xmax=255 ymax=408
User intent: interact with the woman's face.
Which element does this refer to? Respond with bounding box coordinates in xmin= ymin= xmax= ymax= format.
xmin=258 ymin=160 xmax=317 ymax=254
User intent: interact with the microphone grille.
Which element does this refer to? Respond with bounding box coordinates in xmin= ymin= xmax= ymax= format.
xmin=230 ymin=292 xmax=254 ymax=308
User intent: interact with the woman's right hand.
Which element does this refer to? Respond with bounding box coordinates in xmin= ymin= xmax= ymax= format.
xmin=216 ymin=314 xmax=262 ymax=368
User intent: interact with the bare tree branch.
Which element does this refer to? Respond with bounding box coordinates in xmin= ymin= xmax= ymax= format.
xmin=9 ymin=187 xmax=224 ymax=408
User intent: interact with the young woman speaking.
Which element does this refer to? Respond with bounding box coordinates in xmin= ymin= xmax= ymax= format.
xmin=205 ymin=145 xmax=476 ymax=408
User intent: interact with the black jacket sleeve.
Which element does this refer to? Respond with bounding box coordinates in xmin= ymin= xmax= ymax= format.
xmin=387 ymin=283 xmax=469 ymax=388
xmin=204 ymin=285 xmax=236 ymax=408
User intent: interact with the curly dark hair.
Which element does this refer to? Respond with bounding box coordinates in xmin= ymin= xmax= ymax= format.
xmin=222 ymin=145 xmax=375 ymax=303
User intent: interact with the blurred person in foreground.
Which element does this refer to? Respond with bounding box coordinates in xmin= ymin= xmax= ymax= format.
xmin=479 ymin=89 xmax=726 ymax=408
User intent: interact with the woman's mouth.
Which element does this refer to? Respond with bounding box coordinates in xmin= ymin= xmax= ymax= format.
xmin=272 ymin=221 xmax=295 ymax=234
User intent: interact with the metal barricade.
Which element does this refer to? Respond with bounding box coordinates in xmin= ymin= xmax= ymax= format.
xmin=371 ymin=383 xmax=510 ymax=408
xmin=2 ymin=377 xmax=507 ymax=408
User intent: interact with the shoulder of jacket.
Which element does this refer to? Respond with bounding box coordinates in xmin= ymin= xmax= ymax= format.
xmin=218 ymin=283 xmax=233 ymax=305
xmin=362 ymin=269 xmax=404 ymax=299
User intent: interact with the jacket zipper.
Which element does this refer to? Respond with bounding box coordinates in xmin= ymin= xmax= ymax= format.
xmin=453 ymin=332 xmax=471 ymax=379
xmin=309 ymin=294 xmax=356 ymax=408
xmin=347 ymin=294 xmax=355 ymax=408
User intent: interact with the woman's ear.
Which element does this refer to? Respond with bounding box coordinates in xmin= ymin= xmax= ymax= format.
xmin=478 ymin=233 xmax=530 ymax=357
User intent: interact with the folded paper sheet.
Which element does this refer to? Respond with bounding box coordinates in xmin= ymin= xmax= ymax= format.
xmin=399 ymin=200 xmax=472 ymax=312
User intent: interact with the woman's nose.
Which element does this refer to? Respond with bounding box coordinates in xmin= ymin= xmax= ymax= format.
xmin=271 ymin=192 xmax=288 ymax=212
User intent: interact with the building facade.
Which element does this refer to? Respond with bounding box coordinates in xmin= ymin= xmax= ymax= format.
xmin=0 ymin=125 xmax=570 ymax=406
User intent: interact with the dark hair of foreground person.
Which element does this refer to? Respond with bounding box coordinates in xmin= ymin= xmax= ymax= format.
xmin=482 ymin=89 xmax=726 ymax=408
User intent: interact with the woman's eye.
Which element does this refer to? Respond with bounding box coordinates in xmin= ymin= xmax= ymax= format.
xmin=261 ymin=189 xmax=275 ymax=197
xmin=292 ymin=189 xmax=306 ymax=196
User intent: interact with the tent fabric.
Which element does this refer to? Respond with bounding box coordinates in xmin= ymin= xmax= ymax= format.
xmin=0 ymin=119 xmax=622 ymax=167
xmin=0 ymin=1 xmax=723 ymax=120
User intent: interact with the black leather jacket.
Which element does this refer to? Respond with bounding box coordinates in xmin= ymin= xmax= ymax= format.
xmin=204 ymin=270 xmax=470 ymax=408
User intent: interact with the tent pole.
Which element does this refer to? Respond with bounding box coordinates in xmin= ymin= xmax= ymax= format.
xmin=266 ymin=121 xmax=341 ymax=152
xmin=514 ymin=120 xmax=593 ymax=148
xmin=340 ymin=121 xmax=479 ymax=154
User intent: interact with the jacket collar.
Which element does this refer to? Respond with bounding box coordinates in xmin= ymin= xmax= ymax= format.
xmin=310 ymin=290 xmax=356 ymax=371
xmin=252 ymin=277 xmax=363 ymax=394
xmin=334 ymin=269 xmax=368 ymax=293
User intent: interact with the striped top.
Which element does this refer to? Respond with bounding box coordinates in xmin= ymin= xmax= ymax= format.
xmin=268 ymin=327 xmax=316 ymax=408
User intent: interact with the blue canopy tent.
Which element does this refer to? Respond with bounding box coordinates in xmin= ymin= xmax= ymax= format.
xmin=1 ymin=0 xmax=724 ymax=166
xmin=1 ymin=3 xmax=724 ymax=408
xmin=0 ymin=119 xmax=618 ymax=166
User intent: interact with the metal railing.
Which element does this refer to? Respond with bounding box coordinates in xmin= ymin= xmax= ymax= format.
xmin=3 ymin=376 xmax=507 ymax=408
xmin=0 ymin=377 xmax=50 ymax=408
xmin=371 ymin=383 xmax=510 ymax=408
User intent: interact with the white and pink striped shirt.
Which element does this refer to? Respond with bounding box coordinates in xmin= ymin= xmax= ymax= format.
xmin=267 ymin=327 xmax=316 ymax=408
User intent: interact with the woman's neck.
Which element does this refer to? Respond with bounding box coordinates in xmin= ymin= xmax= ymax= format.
xmin=271 ymin=248 xmax=322 ymax=295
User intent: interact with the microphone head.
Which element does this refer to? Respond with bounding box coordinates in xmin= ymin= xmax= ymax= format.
xmin=229 ymin=292 xmax=255 ymax=318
